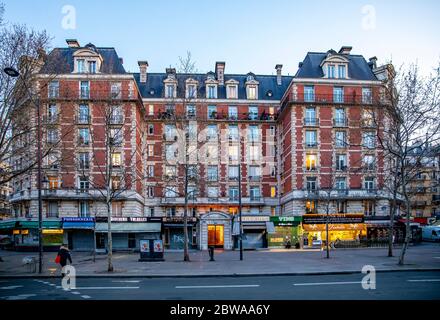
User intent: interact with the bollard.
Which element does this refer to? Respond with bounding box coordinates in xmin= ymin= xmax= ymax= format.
xmin=209 ymin=246 xmax=215 ymax=261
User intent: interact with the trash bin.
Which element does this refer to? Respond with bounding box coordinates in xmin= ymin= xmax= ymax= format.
xmin=22 ymin=256 xmax=36 ymax=273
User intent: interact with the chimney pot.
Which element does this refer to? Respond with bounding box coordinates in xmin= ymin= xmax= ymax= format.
xmin=215 ymin=62 xmax=225 ymax=86
xmin=275 ymin=64 xmax=283 ymax=85
xmin=66 ymin=39 xmax=80 ymax=48
xmin=138 ymin=61 xmax=149 ymax=83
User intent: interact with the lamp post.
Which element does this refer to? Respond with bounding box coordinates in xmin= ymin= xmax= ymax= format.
xmin=3 ymin=67 xmax=44 ymax=273
xmin=238 ymin=132 xmax=243 ymax=261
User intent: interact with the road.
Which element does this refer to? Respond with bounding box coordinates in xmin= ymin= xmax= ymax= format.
xmin=0 ymin=271 xmax=440 ymax=300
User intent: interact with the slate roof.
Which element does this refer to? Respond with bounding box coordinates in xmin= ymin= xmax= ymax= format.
xmin=295 ymin=51 xmax=378 ymax=81
xmin=134 ymin=73 xmax=293 ymax=101
xmin=39 ymin=46 xmax=126 ymax=74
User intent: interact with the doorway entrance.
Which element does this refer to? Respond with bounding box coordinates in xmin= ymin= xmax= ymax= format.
xmin=208 ymin=224 xmax=224 ymax=248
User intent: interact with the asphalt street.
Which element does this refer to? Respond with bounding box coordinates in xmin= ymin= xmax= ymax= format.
xmin=0 ymin=271 xmax=439 ymax=300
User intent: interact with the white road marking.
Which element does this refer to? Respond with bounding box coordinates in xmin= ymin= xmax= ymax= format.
xmin=3 ymin=294 xmax=36 ymax=300
xmin=74 ymin=286 xmax=140 ymax=290
xmin=49 ymin=284 xmax=56 ymax=286
xmin=0 ymin=285 xmax=23 ymax=290
xmin=433 ymin=257 xmax=440 ymax=259
xmin=71 ymin=292 xmax=80 ymax=295
xmin=293 ymin=281 xmax=364 ymax=286
xmin=112 ymin=280 xmax=141 ymax=283
xmin=408 ymin=279 xmax=440 ymax=282
xmin=175 ymin=285 xmax=260 ymax=289
xmin=81 ymin=295 xmax=91 ymax=299
xmin=56 ymin=286 xmax=62 ymax=289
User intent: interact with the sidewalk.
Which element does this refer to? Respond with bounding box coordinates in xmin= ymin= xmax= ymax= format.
xmin=0 ymin=243 xmax=439 ymax=278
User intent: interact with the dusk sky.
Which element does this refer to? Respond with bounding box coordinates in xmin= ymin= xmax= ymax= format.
xmin=3 ymin=0 xmax=439 ymax=76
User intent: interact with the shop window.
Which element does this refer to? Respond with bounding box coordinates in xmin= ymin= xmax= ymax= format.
xmin=128 ymin=233 xmax=136 ymax=249
xmin=364 ymin=200 xmax=376 ymax=216
xmin=336 ymin=200 xmax=347 ymax=213
xmin=270 ymin=186 xmax=277 ymax=198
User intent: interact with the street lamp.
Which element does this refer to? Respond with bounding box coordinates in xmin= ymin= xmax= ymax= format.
xmin=3 ymin=66 xmax=44 ymax=273
xmin=238 ymin=133 xmax=243 ymax=261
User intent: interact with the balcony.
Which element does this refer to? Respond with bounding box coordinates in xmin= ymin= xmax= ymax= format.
xmin=288 ymin=93 xmax=383 ymax=106
xmin=109 ymin=115 xmax=124 ymax=125
xmin=333 ymin=118 xmax=348 ymax=127
xmin=163 ymin=134 xmax=178 ymax=142
xmin=249 ymin=175 xmax=261 ymax=182
xmin=336 ymin=165 xmax=348 ymax=172
xmin=432 ymin=195 xmax=440 ymax=203
xmin=361 ymin=119 xmax=377 ymax=128
xmin=249 ymin=196 xmax=261 ymax=202
xmin=77 ymin=138 xmax=90 ymax=146
xmin=304 ymin=118 xmax=320 ymax=127
xmin=305 ymin=142 xmax=318 ymax=149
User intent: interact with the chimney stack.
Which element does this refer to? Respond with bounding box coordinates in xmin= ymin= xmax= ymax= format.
xmin=138 ymin=61 xmax=149 ymax=83
xmin=338 ymin=46 xmax=352 ymax=55
xmin=66 ymin=39 xmax=80 ymax=48
xmin=368 ymin=56 xmax=378 ymax=70
xmin=275 ymin=64 xmax=283 ymax=85
xmin=215 ymin=62 xmax=225 ymax=86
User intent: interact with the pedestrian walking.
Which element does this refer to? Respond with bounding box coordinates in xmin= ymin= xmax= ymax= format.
xmin=56 ymin=244 xmax=72 ymax=277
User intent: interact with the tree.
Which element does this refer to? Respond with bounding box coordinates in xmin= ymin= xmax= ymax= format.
xmin=373 ymin=63 xmax=440 ymax=263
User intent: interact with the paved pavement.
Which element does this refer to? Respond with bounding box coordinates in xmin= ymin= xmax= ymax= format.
xmin=1 ymin=271 xmax=440 ymax=300
xmin=0 ymin=243 xmax=439 ymax=277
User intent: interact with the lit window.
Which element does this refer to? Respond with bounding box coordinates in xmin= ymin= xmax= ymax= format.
xmin=270 ymin=186 xmax=276 ymax=198
xmin=111 ymin=153 xmax=121 ymax=166
xmin=247 ymin=86 xmax=257 ymax=100
xmin=305 ymin=154 xmax=317 ymax=171
xmin=305 ymin=200 xmax=317 ymax=214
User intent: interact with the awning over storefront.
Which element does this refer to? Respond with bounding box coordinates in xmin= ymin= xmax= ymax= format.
xmin=95 ymin=222 xmax=161 ymax=233
xmin=3 ymin=219 xmax=62 ymax=230
xmin=302 ymin=223 xmax=365 ymax=232
xmin=232 ymin=221 xmax=275 ymax=235
xmin=0 ymin=220 xmax=16 ymax=230
xmin=63 ymin=222 xmax=95 ymax=229
xmin=266 ymin=221 xmax=276 ymax=234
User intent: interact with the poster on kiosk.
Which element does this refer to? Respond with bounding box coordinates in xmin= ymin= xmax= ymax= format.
xmin=139 ymin=239 xmax=164 ymax=261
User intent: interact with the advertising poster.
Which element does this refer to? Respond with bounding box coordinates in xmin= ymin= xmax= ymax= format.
xmin=153 ymin=239 xmax=163 ymax=252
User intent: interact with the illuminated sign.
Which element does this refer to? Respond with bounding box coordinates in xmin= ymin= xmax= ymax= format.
xmin=302 ymin=214 xmax=364 ymax=225
xmin=42 ymin=229 xmax=64 ymax=234
xmin=270 ymin=216 xmax=302 ymax=226
xmin=236 ymin=216 xmax=270 ymax=222
xmin=96 ymin=217 xmax=157 ymax=223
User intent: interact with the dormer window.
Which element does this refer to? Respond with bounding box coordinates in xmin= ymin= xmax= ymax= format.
xmin=327 ymin=65 xmax=335 ymax=78
xmin=77 ymin=59 xmax=85 ymax=73
xmin=186 ymin=84 xmax=197 ymax=99
xmin=73 ymin=47 xmax=103 ymax=74
xmin=247 ymin=86 xmax=257 ymax=100
xmin=245 ymin=73 xmax=259 ymax=100
xmin=165 ymin=84 xmax=175 ymax=98
xmin=321 ymin=53 xmax=349 ymax=79
xmin=207 ymin=85 xmax=217 ymax=99
xmin=225 ymin=79 xmax=239 ymax=99
xmin=89 ymin=61 xmax=96 ymax=74
xmin=247 ymin=74 xmax=254 ymax=82
xmin=338 ymin=65 xmax=346 ymax=78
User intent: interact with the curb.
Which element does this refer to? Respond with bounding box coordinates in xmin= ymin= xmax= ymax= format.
xmin=1 ymin=268 xmax=440 ymax=279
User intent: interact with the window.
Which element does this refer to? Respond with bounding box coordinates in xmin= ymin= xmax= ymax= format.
xmin=228 ymin=125 xmax=239 ymax=141
xmin=47 ymin=129 xmax=58 ymax=144
xmin=79 ymin=201 xmax=90 ymax=217
xmin=207 ymin=124 xmax=218 ymax=141
xmin=148 ymin=124 xmax=154 ymax=135
xmin=47 ymin=202 xmax=59 ymax=218
xmin=306 ymin=177 xmax=317 ymax=191
xmin=335 ymin=177 xmax=347 ymax=190
xmin=362 ymin=132 xmax=376 ymax=149
xmin=166 ymin=207 xmax=176 ymax=217
xmin=78 ymin=153 xmax=90 ymax=169
xmin=363 ymin=155 xmax=375 ymax=170
xmin=187 ymin=84 xmax=197 ymax=99
xmin=228 ymin=145 xmax=239 ymax=161
xmin=306 ymin=200 xmax=317 ymax=214
xmin=229 ymin=166 xmax=239 ymax=180
xmin=248 ymin=106 xmax=258 ymax=120
xmin=364 ymin=200 xmax=375 ymax=216
xmin=77 ymin=59 xmax=85 ymax=73
xmin=304 ymin=86 xmax=315 ymax=102
xmin=207 ymin=85 xmax=217 ymax=99
xmin=148 ymin=165 xmax=154 ymax=177
xmin=188 ymin=165 xmax=198 ymax=180
xmin=148 ymin=145 xmax=154 ymax=157
xmin=80 ymin=81 xmax=89 ymax=99
xmin=249 ymin=145 xmax=260 ymax=161
xmin=47 ymin=104 xmax=57 ymax=123
xmin=88 ymin=61 xmax=96 ymax=73
xmin=305 ymin=154 xmax=317 ymax=171
xmin=111 ymin=176 xmax=121 ymax=190
xmin=112 ymin=153 xmax=121 ymax=167
xmin=336 ymin=200 xmax=347 ymax=213
xmin=165 ymin=124 xmax=176 ymax=141
xmin=229 ymin=187 xmax=239 ymax=201
xmin=165 ymin=145 xmax=177 ymax=161
xmin=336 ymin=154 xmax=347 ymax=171
xmin=249 ymin=165 xmax=261 ymax=180
xmin=207 ymin=186 xmax=218 ymax=198
xmin=208 ymin=105 xmax=217 ymax=119
xmin=148 ymin=105 xmax=154 ymax=116
xmin=187 ymin=185 xmax=198 ymax=200
xmin=78 ymin=176 xmax=89 ymax=191
xmin=110 ymin=105 xmax=123 ymax=123
xmin=110 ymin=128 xmax=123 ymax=145
xmin=48 ymin=80 xmax=59 ymax=98
xmin=228 ymin=106 xmax=238 ymax=119
xmin=250 ymin=186 xmax=260 ymax=200
xmin=112 ymin=202 xmax=122 ymax=217
xmin=165 ymin=186 xmax=178 ymax=198
xmin=247 ymin=86 xmax=257 ymax=100
xmin=327 ymin=65 xmax=335 ymax=78
xmin=364 ymin=177 xmax=375 ymax=190
xmin=338 ymin=65 xmax=346 ymax=79
xmin=335 ymin=131 xmax=346 ymax=148
xmin=248 ymin=125 xmax=259 ymax=142
xmin=305 ymin=130 xmax=317 ymax=147
xmin=147 ymin=186 xmax=154 ymax=198
xmin=48 ymin=176 xmax=59 ymax=189
xmin=207 ymin=166 xmax=218 ymax=181
xmin=270 ymin=186 xmax=277 ymax=198
xmin=111 ymin=82 xmax=122 ymax=99
xmin=47 ymin=152 xmax=59 ymax=169
xmin=362 ymin=88 xmax=372 ymax=104
xmin=79 ymin=104 xmax=89 ymax=123
xmin=270 ymin=166 xmax=276 ymax=177
xmin=268 ymin=144 xmax=276 ymax=157
xmin=186 ymin=105 xmax=196 ymax=118
xmin=227 ymin=85 xmax=237 ymax=99
xmin=165 ymin=85 xmax=175 ymax=98
xmin=334 ymin=108 xmax=346 ymax=126
xmin=270 ymin=126 xmax=276 ymax=136
xmin=333 ymin=87 xmax=344 ymax=103
xmin=207 ymin=145 xmax=218 ymax=158
xmin=305 ymin=107 xmax=317 ymax=125
xmin=188 ymin=123 xmax=197 ymax=140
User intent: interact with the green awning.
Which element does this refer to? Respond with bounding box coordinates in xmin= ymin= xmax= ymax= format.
xmin=17 ymin=220 xmax=62 ymax=229
xmin=0 ymin=220 xmax=16 ymax=230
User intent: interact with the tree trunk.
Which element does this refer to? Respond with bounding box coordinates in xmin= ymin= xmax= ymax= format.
xmin=388 ymin=189 xmax=397 ymax=257
xmin=183 ymin=165 xmax=190 ymax=262
xmin=325 ymin=199 xmax=330 ymax=259
xmin=398 ymin=196 xmax=411 ymax=265
xmin=107 ymin=201 xmax=113 ymax=272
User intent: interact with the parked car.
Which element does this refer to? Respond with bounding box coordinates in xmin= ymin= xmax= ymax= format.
xmin=422 ymin=226 xmax=440 ymax=242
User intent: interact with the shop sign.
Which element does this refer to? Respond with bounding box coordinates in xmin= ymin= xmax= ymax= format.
xmin=303 ymin=214 xmax=364 ymax=225
xmin=163 ymin=217 xmax=197 ymax=224
xmin=96 ymin=217 xmax=154 ymax=223
xmin=42 ymin=229 xmax=64 ymax=234
xmin=62 ymin=217 xmax=95 ymax=222
xmin=270 ymin=216 xmax=302 ymax=226
xmin=236 ymin=216 xmax=270 ymax=222
xmin=302 ymin=223 xmax=365 ymax=232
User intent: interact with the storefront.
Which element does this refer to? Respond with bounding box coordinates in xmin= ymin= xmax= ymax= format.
xmin=268 ymin=216 xmax=302 ymax=248
xmin=198 ymin=212 xmax=233 ymax=250
xmin=8 ymin=219 xmax=63 ymax=251
xmin=62 ymin=217 xmax=95 ymax=252
xmin=162 ymin=217 xmax=197 ymax=250
xmin=302 ymin=214 xmax=366 ymax=248
xmin=232 ymin=215 xmax=275 ymax=250
xmin=95 ymin=217 xmax=162 ymax=252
